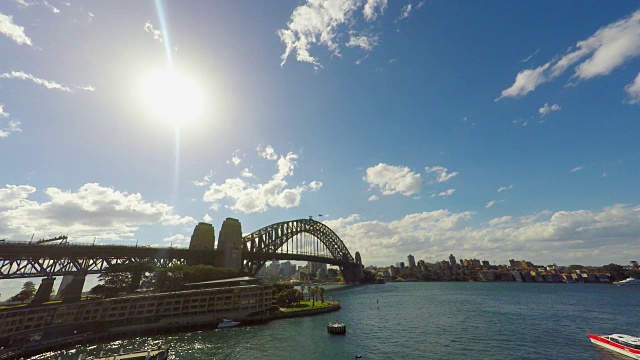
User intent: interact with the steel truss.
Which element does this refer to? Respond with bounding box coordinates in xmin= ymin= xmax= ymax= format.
xmin=242 ymin=218 xmax=355 ymax=275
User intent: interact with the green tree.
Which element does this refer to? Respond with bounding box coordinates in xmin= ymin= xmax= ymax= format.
xmin=275 ymin=288 xmax=302 ymax=308
xmin=314 ymin=285 xmax=320 ymax=302
xmin=319 ymin=287 xmax=325 ymax=303
xmin=9 ymin=281 xmax=36 ymax=303
xmin=90 ymin=271 xmax=132 ymax=298
xmin=568 ymin=264 xmax=584 ymax=272
xmin=300 ymin=284 xmax=305 ymax=300
xmin=601 ymin=263 xmax=626 ymax=281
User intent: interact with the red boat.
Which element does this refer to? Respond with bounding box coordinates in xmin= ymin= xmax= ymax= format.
xmin=589 ymin=333 xmax=640 ymax=359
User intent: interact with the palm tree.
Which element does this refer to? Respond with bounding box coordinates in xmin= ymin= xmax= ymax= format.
xmin=307 ymin=285 xmax=312 ymax=302
xmin=319 ymin=287 xmax=325 ymax=303
xmin=300 ymin=284 xmax=305 ymax=301
xmin=314 ymin=285 xmax=320 ymax=302
xmin=310 ymin=287 xmax=316 ymax=307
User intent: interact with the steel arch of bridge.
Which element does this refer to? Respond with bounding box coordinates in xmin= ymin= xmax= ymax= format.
xmin=242 ymin=218 xmax=354 ymax=275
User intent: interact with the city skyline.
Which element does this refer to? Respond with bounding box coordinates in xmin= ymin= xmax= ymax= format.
xmin=1 ymin=1 xmax=640 ymax=272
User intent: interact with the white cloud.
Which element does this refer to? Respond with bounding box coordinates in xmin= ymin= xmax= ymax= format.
xmin=398 ymin=4 xmax=412 ymax=20
xmin=437 ymin=189 xmax=455 ymax=198
xmin=538 ymin=103 xmax=561 ymax=117
xmin=308 ymin=180 xmax=323 ymax=191
xmin=346 ymin=34 xmax=378 ymax=51
xmin=363 ymin=0 xmax=387 ymax=21
xmin=624 ymin=71 xmax=640 ymax=104
xmin=364 ymin=163 xmax=422 ymax=196
xmin=521 ymin=49 xmax=540 ymax=63
xmin=368 ymin=194 xmax=379 ymax=201
xmin=0 ymin=105 xmax=21 ymax=139
xmin=512 ymin=119 xmax=529 ymax=127
xmin=416 ymin=1 xmax=425 ymax=10
xmin=324 ymin=204 xmax=640 ymax=266
xmin=192 ymin=170 xmax=213 ymax=187
xmin=240 ymin=168 xmax=254 ymax=178
xmin=278 ymin=0 xmax=361 ymax=67
xmin=0 ymin=119 xmax=21 ymax=138
xmin=425 ymin=166 xmax=458 ymax=183
xmin=485 ymin=200 xmax=496 ymax=208
xmin=0 ymin=71 xmax=95 ymax=92
xmin=570 ymin=166 xmax=583 ymax=173
xmin=144 ymin=22 xmax=163 ymax=43
xmin=227 ymin=154 xmax=241 ymax=166
xmin=0 ymin=183 xmax=195 ymax=241
xmin=43 ymin=1 xmax=60 ymax=13
xmin=203 ymin=148 xmax=321 ymax=214
xmin=163 ymin=234 xmax=188 ymax=247
xmin=497 ymin=184 xmax=513 ymax=193
xmin=498 ymin=10 xmax=640 ymax=100
xmin=0 ymin=12 xmax=32 ymax=46
xmin=257 ymin=145 xmax=278 ymax=160
xmin=203 ymin=214 xmax=212 ymax=223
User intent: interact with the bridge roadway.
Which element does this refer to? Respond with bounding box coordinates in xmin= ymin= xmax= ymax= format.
xmin=0 ymin=242 xmax=351 ymax=279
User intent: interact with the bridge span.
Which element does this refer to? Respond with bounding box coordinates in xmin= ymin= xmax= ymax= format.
xmin=0 ymin=218 xmax=364 ymax=302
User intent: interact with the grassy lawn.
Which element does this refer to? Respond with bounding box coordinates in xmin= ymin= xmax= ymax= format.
xmin=281 ymin=300 xmax=333 ymax=312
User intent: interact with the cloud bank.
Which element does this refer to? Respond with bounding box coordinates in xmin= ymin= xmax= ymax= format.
xmin=202 ymin=146 xmax=322 ymax=213
xmin=0 ymin=183 xmax=195 ymax=242
xmin=498 ymin=10 xmax=640 ymax=100
xmin=324 ymin=204 xmax=640 ymax=266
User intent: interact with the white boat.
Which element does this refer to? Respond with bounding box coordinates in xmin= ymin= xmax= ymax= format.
xmin=613 ymin=277 xmax=640 ymax=286
xmin=93 ymin=348 xmax=169 ymax=360
xmin=217 ymin=319 xmax=241 ymax=328
xmin=589 ymin=333 xmax=640 ymax=359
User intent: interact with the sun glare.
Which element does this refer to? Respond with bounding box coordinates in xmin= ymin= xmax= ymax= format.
xmin=143 ymin=70 xmax=204 ymax=127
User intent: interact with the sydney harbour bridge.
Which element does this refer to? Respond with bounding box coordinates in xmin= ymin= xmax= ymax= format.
xmin=0 ymin=218 xmax=364 ymax=303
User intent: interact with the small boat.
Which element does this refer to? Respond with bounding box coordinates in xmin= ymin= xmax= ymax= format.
xmin=613 ymin=277 xmax=640 ymax=286
xmin=217 ymin=319 xmax=241 ymax=328
xmin=589 ymin=333 xmax=640 ymax=359
xmin=327 ymin=322 xmax=346 ymax=335
xmin=93 ymin=348 xmax=169 ymax=360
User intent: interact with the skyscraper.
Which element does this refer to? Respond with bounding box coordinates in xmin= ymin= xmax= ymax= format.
xmin=407 ymin=254 xmax=416 ymax=270
xmin=449 ymin=254 xmax=457 ymax=275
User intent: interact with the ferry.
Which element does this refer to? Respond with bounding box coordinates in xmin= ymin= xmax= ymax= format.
xmin=217 ymin=319 xmax=241 ymax=328
xmin=589 ymin=333 xmax=640 ymax=359
xmin=613 ymin=277 xmax=640 ymax=286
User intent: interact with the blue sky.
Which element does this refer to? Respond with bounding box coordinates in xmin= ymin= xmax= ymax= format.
xmin=1 ymin=0 xmax=640 ymax=275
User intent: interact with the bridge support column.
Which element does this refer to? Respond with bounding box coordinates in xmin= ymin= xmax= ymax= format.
xmin=61 ymin=273 xmax=86 ymax=302
xmin=128 ymin=270 xmax=142 ymax=293
xmin=31 ymin=277 xmax=56 ymax=305
xmin=216 ymin=218 xmax=243 ymax=271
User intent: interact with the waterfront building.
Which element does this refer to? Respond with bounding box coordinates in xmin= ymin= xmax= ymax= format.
xmin=0 ymin=277 xmax=272 ymax=350
xmin=388 ymin=266 xmax=399 ymax=277
xmin=513 ymin=271 xmax=523 ymax=282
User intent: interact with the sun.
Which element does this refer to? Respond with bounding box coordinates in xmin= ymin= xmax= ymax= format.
xmin=142 ymin=70 xmax=204 ymax=127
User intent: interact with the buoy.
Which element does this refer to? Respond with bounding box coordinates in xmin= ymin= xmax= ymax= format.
xmin=327 ymin=322 xmax=347 ymax=335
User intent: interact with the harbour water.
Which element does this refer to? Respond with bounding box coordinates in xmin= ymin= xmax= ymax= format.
xmin=38 ymin=282 xmax=639 ymax=359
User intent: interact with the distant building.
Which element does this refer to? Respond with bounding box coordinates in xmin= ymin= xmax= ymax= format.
xmin=407 ymin=255 xmax=416 ymax=270
xmin=449 ymin=254 xmax=457 ymax=275
xmin=395 ymin=262 xmax=405 ymax=269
